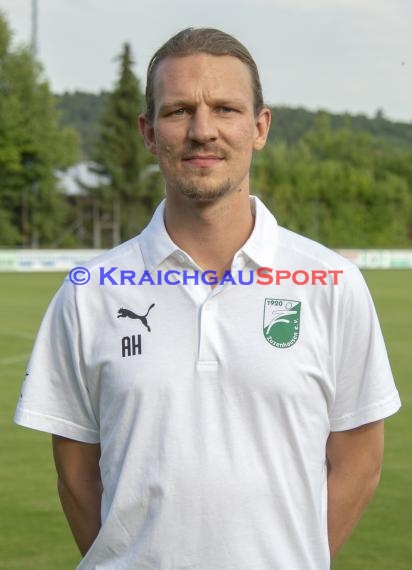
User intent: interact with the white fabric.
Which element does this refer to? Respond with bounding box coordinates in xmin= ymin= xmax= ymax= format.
xmin=15 ymin=197 xmax=401 ymax=570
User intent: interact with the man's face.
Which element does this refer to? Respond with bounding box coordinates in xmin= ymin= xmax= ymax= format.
xmin=139 ymin=53 xmax=270 ymax=203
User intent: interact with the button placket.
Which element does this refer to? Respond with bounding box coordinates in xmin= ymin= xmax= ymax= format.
xmin=198 ymin=299 xmax=219 ymax=366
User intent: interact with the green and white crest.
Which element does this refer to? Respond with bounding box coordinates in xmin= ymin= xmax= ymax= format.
xmin=263 ymin=298 xmax=301 ymax=348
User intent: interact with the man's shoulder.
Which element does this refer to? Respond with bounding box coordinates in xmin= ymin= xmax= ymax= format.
xmin=54 ymin=235 xmax=146 ymax=301
xmin=80 ymin=234 xmax=144 ymax=271
xmin=276 ymin=226 xmax=356 ymax=271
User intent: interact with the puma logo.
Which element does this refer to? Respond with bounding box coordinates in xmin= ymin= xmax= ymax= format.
xmin=117 ymin=304 xmax=155 ymax=332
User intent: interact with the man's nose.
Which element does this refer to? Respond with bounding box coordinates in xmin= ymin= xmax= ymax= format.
xmin=188 ymin=108 xmax=218 ymax=143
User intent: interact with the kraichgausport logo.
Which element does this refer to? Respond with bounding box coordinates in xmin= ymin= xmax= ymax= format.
xmin=263 ymin=298 xmax=301 ymax=348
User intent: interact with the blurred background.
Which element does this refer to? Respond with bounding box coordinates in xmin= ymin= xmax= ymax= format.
xmin=0 ymin=1 xmax=411 ymax=568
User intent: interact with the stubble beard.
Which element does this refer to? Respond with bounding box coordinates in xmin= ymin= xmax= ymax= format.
xmin=171 ymin=176 xmax=233 ymax=203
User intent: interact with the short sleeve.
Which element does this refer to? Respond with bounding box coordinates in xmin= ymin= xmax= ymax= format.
xmin=14 ymin=280 xmax=100 ymax=443
xmin=329 ymin=266 xmax=401 ymax=431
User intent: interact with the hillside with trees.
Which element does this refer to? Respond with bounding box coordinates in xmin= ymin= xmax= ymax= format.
xmin=269 ymin=106 xmax=412 ymax=150
xmin=56 ymin=90 xmax=109 ymax=159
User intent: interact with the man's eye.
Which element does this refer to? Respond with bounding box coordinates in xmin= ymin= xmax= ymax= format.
xmin=171 ymin=108 xmax=186 ymax=116
xmin=217 ymin=106 xmax=236 ymax=114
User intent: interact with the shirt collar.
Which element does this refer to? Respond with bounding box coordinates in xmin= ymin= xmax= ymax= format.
xmin=139 ymin=199 xmax=180 ymax=272
xmin=239 ymin=195 xmax=278 ymax=268
xmin=139 ymin=195 xmax=278 ymax=271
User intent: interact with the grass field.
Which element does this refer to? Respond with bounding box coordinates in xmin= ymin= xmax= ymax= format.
xmin=0 ymin=270 xmax=411 ymax=569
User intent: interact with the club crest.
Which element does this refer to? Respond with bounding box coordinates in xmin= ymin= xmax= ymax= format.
xmin=263 ymin=298 xmax=301 ymax=348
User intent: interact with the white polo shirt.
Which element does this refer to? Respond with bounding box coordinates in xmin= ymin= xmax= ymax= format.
xmin=15 ymin=197 xmax=401 ymax=570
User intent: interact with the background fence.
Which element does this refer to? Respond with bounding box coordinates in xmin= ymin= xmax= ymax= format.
xmin=1 ymin=249 xmax=412 ymax=272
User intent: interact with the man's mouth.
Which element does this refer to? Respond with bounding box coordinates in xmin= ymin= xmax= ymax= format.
xmin=182 ymin=155 xmax=224 ymax=168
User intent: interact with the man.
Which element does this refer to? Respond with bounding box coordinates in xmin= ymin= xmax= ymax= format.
xmin=15 ymin=28 xmax=400 ymax=569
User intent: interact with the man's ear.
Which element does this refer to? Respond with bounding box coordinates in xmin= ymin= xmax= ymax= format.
xmin=138 ymin=114 xmax=157 ymax=155
xmin=253 ymin=106 xmax=271 ymax=151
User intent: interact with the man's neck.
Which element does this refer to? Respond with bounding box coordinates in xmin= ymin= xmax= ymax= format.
xmin=164 ymin=189 xmax=254 ymax=279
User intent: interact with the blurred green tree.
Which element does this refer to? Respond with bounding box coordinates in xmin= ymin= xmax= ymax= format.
xmin=0 ymin=11 xmax=78 ymax=246
xmin=93 ymin=43 xmax=163 ymax=244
